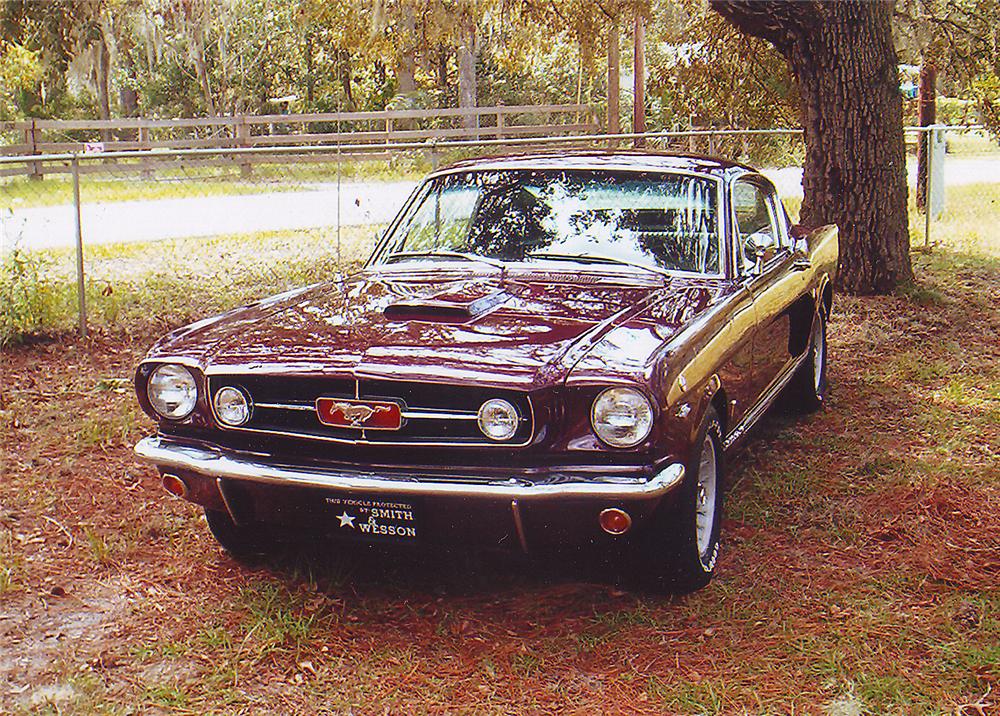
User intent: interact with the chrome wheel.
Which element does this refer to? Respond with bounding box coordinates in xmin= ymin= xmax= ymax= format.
xmin=812 ymin=320 xmax=825 ymax=394
xmin=695 ymin=434 xmax=718 ymax=560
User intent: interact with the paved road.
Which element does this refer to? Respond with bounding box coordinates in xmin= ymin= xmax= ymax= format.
xmin=1 ymin=180 xmax=420 ymax=252
xmin=2 ymin=157 xmax=997 ymax=253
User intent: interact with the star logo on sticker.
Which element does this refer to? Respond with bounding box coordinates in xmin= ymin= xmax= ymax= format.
xmin=336 ymin=512 xmax=356 ymax=528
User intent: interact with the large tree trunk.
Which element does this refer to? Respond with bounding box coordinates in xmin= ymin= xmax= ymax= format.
xmin=607 ymin=23 xmax=620 ymax=134
xmin=712 ymin=0 xmax=912 ymax=294
xmin=94 ymin=37 xmax=112 ymax=141
xmin=396 ymin=6 xmax=417 ymax=94
xmin=339 ymin=49 xmax=355 ymax=111
xmin=458 ymin=22 xmax=478 ymax=132
xmin=633 ymin=12 xmax=645 ymax=144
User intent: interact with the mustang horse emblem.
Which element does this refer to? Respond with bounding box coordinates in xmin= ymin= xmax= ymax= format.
xmin=330 ymin=402 xmax=392 ymax=427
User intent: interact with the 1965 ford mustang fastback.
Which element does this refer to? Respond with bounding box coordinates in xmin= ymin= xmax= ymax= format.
xmin=134 ymin=151 xmax=837 ymax=592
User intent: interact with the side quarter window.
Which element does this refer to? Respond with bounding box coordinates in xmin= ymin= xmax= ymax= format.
xmin=733 ymin=179 xmax=781 ymax=276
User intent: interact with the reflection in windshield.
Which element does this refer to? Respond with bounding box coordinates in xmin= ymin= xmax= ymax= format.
xmin=374 ymin=169 xmax=721 ymax=275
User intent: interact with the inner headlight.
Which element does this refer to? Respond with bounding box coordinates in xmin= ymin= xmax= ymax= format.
xmin=147 ymin=364 xmax=198 ymax=420
xmin=214 ymin=386 xmax=251 ymax=426
xmin=591 ymin=387 xmax=654 ymax=448
xmin=478 ymin=398 xmax=519 ymax=441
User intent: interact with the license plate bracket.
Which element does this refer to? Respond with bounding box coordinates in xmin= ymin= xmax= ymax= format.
xmin=323 ymin=494 xmax=419 ymax=541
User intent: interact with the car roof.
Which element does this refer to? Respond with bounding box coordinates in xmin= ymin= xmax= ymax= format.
xmin=431 ymin=149 xmax=756 ymax=179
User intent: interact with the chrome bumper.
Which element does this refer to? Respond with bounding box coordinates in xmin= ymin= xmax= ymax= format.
xmin=134 ymin=436 xmax=686 ymax=502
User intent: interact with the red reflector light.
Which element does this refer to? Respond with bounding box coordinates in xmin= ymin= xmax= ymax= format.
xmin=599 ymin=508 xmax=632 ymax=535
xmin=162 ymin=474 xmax=188 ymax=499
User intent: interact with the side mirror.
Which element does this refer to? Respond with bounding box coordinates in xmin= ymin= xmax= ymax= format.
xmin=744 ymin=230 xmax=776 ymax=274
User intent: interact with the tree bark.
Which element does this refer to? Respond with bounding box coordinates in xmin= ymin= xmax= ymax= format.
xmin=458 ymin=22 xmax=478 ymax=131
xmin=711 ymin=0 xmax=913 ymax=294
xmin=915 ymin=63 xmax=936 ymax=211
xmin=94 ymin=37 xmax=112 ymax=142
xmin=339 ymin=49 xmax=355 ymax=111
xmin=396 ymin=6 xmax=417 ymax=94
xmin=607 ymin=22 xmax=620 ymax=134
xmin=633 ymin=12 xmax=646 ymax=145
xmin=437 ymin=45 xmax=449 ymax=107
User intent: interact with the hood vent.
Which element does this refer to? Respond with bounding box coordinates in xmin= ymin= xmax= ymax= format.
xmin=384 ymin=290 xmax=512 ymax=323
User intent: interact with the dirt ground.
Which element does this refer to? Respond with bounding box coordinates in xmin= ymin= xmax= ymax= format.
xmin=1 ymin=251 xmax=998 ymax=715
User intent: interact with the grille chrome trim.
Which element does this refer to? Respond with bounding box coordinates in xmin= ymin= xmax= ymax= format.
xmin=256 ymin=402 xmax=314 ymax=411
xmin=209 ymin=377 xmax=535 ymax=448
xmin=256 ymin=402 xmax=488 ymax=421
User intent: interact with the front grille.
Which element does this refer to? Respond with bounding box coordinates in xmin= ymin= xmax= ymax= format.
xmin=206 ymin=375 xmax=533 ymax=446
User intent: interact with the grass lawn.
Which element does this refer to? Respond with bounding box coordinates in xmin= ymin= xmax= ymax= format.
xmin=0 ymin=180 xmax=997 ymax=714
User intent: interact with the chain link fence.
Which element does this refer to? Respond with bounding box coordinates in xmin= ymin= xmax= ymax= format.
xmin=1 ymin=126 xmax=997 ymax=344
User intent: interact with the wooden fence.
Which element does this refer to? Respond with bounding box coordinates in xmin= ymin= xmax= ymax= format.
xmin=1 ymin=104 xmax=598 ymax=161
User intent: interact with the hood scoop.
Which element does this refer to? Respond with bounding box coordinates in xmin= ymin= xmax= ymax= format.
xmin=384 ymin=287 xmax=513 ymax=323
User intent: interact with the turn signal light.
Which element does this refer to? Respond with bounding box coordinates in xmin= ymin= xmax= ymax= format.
xmin=162 ymin=474 xmax=188 ymax=499
xmin=599 ymin=508 xmax=632 ymax=535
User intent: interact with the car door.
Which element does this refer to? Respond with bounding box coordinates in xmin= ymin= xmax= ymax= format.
xmin=732 ymin=177 xmax=803 ymax=407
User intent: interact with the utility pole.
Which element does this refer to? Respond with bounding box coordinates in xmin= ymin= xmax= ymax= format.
xmin=916 ymin=63 xmax=937 ymax=211
xmin=633 ymin=12 xmax=646 ymax=146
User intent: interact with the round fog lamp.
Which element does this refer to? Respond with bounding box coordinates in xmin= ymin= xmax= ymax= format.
xmin=591 ymin=387 xmax=654 ymax=448
xmin=147 ymin=364 xmax=198 ymax=420
xmin=214 ymin=386 xmax=251 ymax=426
xmin=477 ymin=398 xmax=519 ymax=441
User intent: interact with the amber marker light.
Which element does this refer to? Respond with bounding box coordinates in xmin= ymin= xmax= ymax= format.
xmin=162 ymin=474 xmax=188 ymax=499
xmin=599 ymin=508 xmax=632 ymax=535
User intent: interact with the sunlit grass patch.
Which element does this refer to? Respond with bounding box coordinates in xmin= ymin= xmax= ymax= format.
xmin=911 ymin=182 xmax=1000 ymax=256
xmin=2 ymin=224 xmax=378 ymax=344
xmin=237 ymin=580 xmax=318 ymax=650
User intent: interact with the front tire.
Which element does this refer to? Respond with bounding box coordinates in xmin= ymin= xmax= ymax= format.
xmin=783 ymin=310 xmax=828 ymax=413
xmin=204 ymin=508 xmax=273 ymax=559
xmin=631 ymin=407 xmax=724 ymax=594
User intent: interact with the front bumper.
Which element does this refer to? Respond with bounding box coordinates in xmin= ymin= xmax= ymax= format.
xmin=134 ymin=435 xmax=685 ymax=550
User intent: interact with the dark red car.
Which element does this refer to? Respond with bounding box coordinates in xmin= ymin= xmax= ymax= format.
xmin=134 ymin=152 xmax=838 ymax=592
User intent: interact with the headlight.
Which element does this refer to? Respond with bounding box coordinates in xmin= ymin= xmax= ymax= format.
xmin=591 ymin=387 xmax=654 ymax=448
xmin=214 ymin=386 xmax=251 ymax=426
xmin=477 ymin=398 xmax=519 ymax=441
xmin=147 ymin=364 xmax=198 ymax=420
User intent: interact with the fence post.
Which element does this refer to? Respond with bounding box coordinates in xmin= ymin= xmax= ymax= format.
xmin=24 ymin=120 xmax=42 ymax=180
xmin=71 ymin=156 xmax=87 ymax=338
xmin=236 ymin=116 xmax=252 ymax=178
xmin=496 ymin=111 xmax=504 ymax=140
xmin=924 ymin=127 xmax=933 ymax=249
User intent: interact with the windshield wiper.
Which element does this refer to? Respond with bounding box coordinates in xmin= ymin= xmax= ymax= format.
xmin=383 ymin=250 xmax=506 ymax=271
xmin=526 ymin=252 xmax=671 ymax=277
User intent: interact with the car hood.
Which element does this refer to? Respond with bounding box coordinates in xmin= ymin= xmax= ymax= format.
xmin=148 ymin=267 xmax=721 ymax=390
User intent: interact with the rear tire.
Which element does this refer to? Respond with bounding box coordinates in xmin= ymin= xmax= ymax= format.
xmin=631 ymin=407 xmax=724 ymax=594
xmin=783 ymin=310 xmax=827 ymax=413
xmin=204 ymin=508 xmax=273 ymax=558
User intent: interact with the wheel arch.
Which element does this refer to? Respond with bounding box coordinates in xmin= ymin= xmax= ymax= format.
xmin=820 ymin=278 xmax=834 ymax=319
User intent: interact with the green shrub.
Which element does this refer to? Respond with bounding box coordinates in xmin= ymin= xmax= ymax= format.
xmin=0 ymin=249 xmax=65 ymax=346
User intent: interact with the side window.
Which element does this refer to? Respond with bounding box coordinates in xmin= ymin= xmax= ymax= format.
xmin=733 ymin=180 xmax=780 ymax=275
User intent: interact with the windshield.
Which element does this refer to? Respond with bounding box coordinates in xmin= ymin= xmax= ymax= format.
xmin=371 ymin=169 xmax=722 ymax=275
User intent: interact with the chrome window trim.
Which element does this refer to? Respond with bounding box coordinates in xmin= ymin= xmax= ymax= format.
xmin=367 ymin=168 xmax=726 ymax=279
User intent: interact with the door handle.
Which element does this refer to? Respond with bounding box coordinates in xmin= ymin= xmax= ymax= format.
xmin=791 ymin=257 xmax=811 ymax=272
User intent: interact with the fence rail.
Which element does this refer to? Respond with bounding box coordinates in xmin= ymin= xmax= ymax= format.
xmin=1 ymin=104 xmax=600 ymax=165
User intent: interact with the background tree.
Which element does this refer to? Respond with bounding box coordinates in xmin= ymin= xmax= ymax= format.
xmin=712 ymin=0 xmax=913 ymax=295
